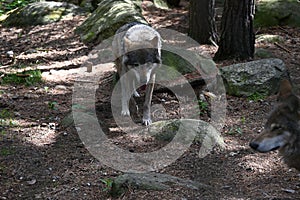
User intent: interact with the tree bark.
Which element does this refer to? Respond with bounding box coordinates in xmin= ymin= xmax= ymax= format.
xmin=188 ymin=0 xmax=218 ymax=44
xmin=214 ymin=0 xmax=255 ymax=61
xmin=167 ymin=0 xmax=180 ymax=7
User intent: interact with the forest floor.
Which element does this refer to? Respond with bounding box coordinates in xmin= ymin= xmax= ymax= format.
xmin=0 ymin=1 xmax=300 ymax=199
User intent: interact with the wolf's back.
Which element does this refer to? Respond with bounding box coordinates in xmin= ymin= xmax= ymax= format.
xmin=112 ymin=22 xmax=161 ymax=59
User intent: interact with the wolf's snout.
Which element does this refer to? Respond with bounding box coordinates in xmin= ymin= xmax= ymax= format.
xmin=140 ymin=79 xmax=148 ymax=85
xmin=249 ymin=141 xmax=259 ymax=150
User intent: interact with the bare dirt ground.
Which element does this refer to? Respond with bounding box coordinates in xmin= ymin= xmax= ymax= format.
xmin=1 ymin=1 xmax=300 ymax=199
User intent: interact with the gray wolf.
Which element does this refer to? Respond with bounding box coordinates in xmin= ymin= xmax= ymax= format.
xmin=112 ymin=22 xmax=162 ymax=125
xmin=249 ymin=79 xmax=300 ymax=171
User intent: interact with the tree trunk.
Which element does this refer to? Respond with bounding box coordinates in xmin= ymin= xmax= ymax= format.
xmin=214 ymin=0 xmax=255 ymax=61
xmin=167 ymin=0 xmax=180 ymax=7
xmin=188 ymin=0 xmax=218 ymax=45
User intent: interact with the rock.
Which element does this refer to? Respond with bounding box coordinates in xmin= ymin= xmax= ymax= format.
xmin=151 ymin=119 xmax=225 ymax=150
xmin=254 ymin=48 xmax=273 ymax=59
xmin=256 ymin=34 xmax=284 ymax=44
xmin=153 ymin=0 xmax=170 ymax=9
xmin=75 ymin=0 xmax=146 ymax=45
xmin=6 ymin=51 xmax=14 ymax=58
xmin=255 ymin=0 xmax=300 ymax=28
xmin=26 ymin=179 xmax=37 ymax=185
xmin=161 ymin=46 xmax=201 ymax=75
xmin=110 ymin=172 xmax=212 ymax=197
xmin=142 ymin=0 xmax=155 ymax=8
xmin=2 ymin=1 xmax=88 ymax=27
xmin=155 ymin=44 xmax=217 ymax=91
xmin=60 ymin=113 xmax=74 ymax=128
xmin=220 ymin=58 xmax=289 ymax=97
xmin=54 ymin=85 xmax=68 ymax=91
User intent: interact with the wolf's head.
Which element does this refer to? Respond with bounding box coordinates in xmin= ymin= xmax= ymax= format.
xmin=250 ymin=79 xmax=300 ymax=153
xmin=123 ymin=48 xmax=161 ymax=85
xmin=122 ymin=32 xmax=161 ymax=85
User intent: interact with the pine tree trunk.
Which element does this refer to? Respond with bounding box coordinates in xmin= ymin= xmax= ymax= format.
xmin=214 ymin=0 xmax=255 ymax=61
xmin=188 ymin=0 xmax=218 ymax=44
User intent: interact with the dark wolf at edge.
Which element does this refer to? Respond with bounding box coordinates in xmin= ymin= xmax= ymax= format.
xmin=250 ymin=79 xmax=300 ymax=171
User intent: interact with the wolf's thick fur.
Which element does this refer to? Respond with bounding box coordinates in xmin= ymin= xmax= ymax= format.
xmin=112 ymin=22 xmax=162 ymax=125
xmin=250 ymin=79 xmax=300 ymax=171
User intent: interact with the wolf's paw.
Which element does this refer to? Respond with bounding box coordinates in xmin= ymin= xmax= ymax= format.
xmin=121 ymin=109 xmax=130 ymax=116
xmin=142 ymin=117 xmax=152 ymax=126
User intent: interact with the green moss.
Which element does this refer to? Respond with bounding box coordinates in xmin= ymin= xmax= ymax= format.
xmin=255 ymin=0 xmax=300 ymax=28
xmin=75 ymin=0 xmax=146 ymax=44
xmin=154 ymin=121 xmax=180 ymax=142
xmin=255 ymin=48 xmax=273 ymax=58
xmin=2 ymin=2 xmax=87 ymax=27
xmin=247 ymin=92 xmax=267 ymax=101
xmin=226 ymin=84 xmax=241 ymax=96
xmin=153 ymin=0 xmax=169 ymax=9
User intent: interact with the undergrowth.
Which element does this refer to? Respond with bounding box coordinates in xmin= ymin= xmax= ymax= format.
xmin=1 ymin=70 xmax=43 ymax=86
xmin=0 ymin=0 xmax=36 ymax=15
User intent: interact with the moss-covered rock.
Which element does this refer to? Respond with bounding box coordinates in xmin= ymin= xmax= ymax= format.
xmin=153 ymin=0 xmax=170 ymax=9
xmin=254 ymin=48 xmax=274 ymax=58
xmin=111 ymin=172 xmax=211 ymax=197
xmin=159 ymin=44 xmax=217 ymax=81
xmin=151 ymin=119 xmax=225 ymax=148
xmin=2 ymin=1 xmax=88 ymax=27
xmin=255 ymin=0 xmax=300 ymax=28
xmin=75 ymin=0 xmax=146 ymax=45
xmin=220 ymin=58 xmax=289 ymax=97
xmin=256 ymin=34 xmax=284 ymax=43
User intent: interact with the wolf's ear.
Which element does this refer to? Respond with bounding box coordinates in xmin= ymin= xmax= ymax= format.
xmin=123 ymin=37 xmax=131 ymax=48
xmin=122 ymin=55 xmax=129 ymax=65
xmin=278 ymin=79 xmax=299 ymax=112
xmin=150 ymin=36 xmax=159 ymax=47
xmin=286 ymin=95 xmax=299 ymax=112
xmin=278 ymin=79 xmax=292 ymax=100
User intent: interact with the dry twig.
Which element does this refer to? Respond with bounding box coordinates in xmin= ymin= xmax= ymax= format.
xmin=274 ymin=42 xmax=291 ymax=53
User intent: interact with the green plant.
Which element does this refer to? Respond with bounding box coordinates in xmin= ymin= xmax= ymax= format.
xmin=44 ymin=86 xmax=49 ymax=93
xmin=0 ymin=147 xmax=14 ymax=156
xmin=0 ymin=130 xmax=6 ymax=135
xmin=0 ymin=109 xmax=18 ymax=128
xmin=0 ymin=109 xmax=12 ymax=118
xmin=227 ymin=127 xmax=243 ymax=135
xmin=48 ymin=101 xmax=58 ymax=110
xmin=1 ymin=70 xmax=43 ymax=86
xmin=247 ymin=92 xmax=266 ymax=102
xmin=197 ymin=99 xmax=209 ymax=115
xmin=0 ymin=164 xmax=6 ymax=173
xmin=100 ymin=178 xmax=113 ymax=192
xmin=240 ymin=116 xmax=246 ymax=124
xmin=0 ymin=0 xmax=36 ymax=15
xmin=10 ymin=63 xmax=28 ymax=69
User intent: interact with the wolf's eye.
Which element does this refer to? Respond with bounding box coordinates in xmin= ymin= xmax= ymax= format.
xmin=128 ymin=63 xmax=139 ymax=67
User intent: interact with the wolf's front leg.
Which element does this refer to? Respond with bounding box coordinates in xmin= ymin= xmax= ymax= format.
xmin=133 ymin=79 xmax=140 ymax=97
xmin=143 ymin=75 xmax=155 ymax=125
xmin=120 ymin=75 xmax=131 ymax=116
